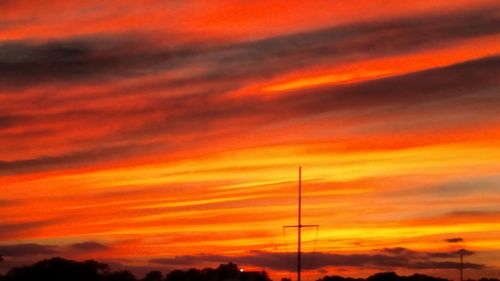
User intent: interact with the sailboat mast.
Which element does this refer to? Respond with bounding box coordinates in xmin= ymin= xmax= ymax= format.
xmin=298 ymin=166 xmax=302 ymax=281
xmin=283 ymin=167 xmax=317 ymax=281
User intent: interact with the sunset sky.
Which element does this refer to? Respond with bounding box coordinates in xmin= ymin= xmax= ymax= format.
xmin=1 ymin=1 xmax=500 ymax=280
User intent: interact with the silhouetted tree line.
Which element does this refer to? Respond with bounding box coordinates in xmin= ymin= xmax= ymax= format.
xmin=0 ymin=258 xmax=498 ymax=281
xmin=0 ymin=258 xmax=270 ymax=281
xmin=317 ymin=272 xmax=448 ymax=281
xmin=316 ymin=272 xmax=500 ymax=281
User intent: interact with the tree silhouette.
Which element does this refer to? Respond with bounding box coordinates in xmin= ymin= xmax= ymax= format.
xmin=1 ymin=257 xmax=498 ymax=281
xmin=142 ymin=271 xmax=163 ymax=281
xmin=407 ymin=274 xmax=449 ymax=281
xmin=367 ymin=272 xmax=400 ymax=281
xmin=2 ymin=257 xmax=109 ymax=281
xmin=105 ymin=270 xmax=137 ymax=281
xmin=317 ymin=275 xmax=364 ymax=281
xmin=164 ymin=262 xmax=271 ymax=281
xmin=319 ymin=272 xmax=449 ymax=281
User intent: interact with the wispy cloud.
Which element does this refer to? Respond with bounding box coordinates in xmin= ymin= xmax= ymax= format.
xmin=1 ymin=2 xmax=500 ymax=280
xmin=445 ymin=238 xmax=464 ymax=243
xmin=0 ymin=219 xmax=60 ymax=240
xmin=149 ymin=248 xmax=484 ymax=271
xmin=69 ymin=241 xmax=109 ymax=252
xmin=0 ymin=243 xmax=58 ymax=257
xmin=2 ymin=54 xmax=499 ymax=175
xmin=0 ymin=6 xmax=499 ymax=89
xmin=0 ymin=241 xmax=111 ymax=257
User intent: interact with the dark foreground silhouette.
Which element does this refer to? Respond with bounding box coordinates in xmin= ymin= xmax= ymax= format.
xmin=317 ymin=273 xmax=499 ymax=281
xmin=0 ymin=257 xmax=498 ymax=281
xmin=0 ymin=258 xmax=270 ymax=281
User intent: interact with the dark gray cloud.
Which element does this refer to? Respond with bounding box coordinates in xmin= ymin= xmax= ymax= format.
xmin=0 ymin=6 xmax=499 ymax=88
xmin=0 ymin=241 xmax=111 ymax=259
xmin=383 ymin=175 xmax=500 ymax=205
xmin=149 ymin=248 xmax=485 ymax=271
xmin=379 ymin=247 xmax=419 ymax=257
xmin=449 ymin=210 xmax=500 ymax=217
xmin=150 ymin=254 xmax=228 ymax=266
xmin=1 ymin=5 xmax=499 ymax=178
xmin=445 ymin=238 xmax=464 ymax=243
xmin=0 ymin=219 xmax=59 ymax=239
xmin=0 ymin=114 xmax=26 ymax=129
xmin=0 ymin=142 xmax=162 ymax=175
xmin=455 ymin=249 xmax=475 ymax=257
xmin=69 ymin=241 xmax=109 ymax=252
xmin=427 ymin=179 xmax=500 ymax=198
xmin=0 ymin=35 xmax=170 ymax=87
xmin=380 ymin=247 xmax=475 ymax=260
xmin=0 ymin=199 xmax=17 ymax=207
xmin=0 ymin=243 xmax=58 ymax=257
xmin=1 ymin=54 xmax=499 ymax=175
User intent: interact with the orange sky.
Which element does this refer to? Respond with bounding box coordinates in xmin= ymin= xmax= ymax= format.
xmin=1 ymin=1 xmax=500 ymax=280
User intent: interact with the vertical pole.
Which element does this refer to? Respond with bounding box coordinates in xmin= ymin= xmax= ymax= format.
xmin=298 ymin=166 xmax=302 ymax=281
xmin=460 ymin=252 xmax=463 ymax=281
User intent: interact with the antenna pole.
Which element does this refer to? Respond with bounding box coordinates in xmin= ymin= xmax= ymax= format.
xmin=298 ymin=166 xmax=302 ymax=281
xmin=460 ymin=252 xmax=463 ymax=281
xmin=283 ymin=167 xmax=317 ymax=281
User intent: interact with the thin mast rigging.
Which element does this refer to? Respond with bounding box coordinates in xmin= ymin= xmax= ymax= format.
xmin=283 ymin=167 xmax=319 ymax=281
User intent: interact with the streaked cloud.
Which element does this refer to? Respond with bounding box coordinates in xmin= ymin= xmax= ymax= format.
xmin=1 ymin=1 xmax=499 ymax=280
xmin=0 ymin=243 xmax=58 ymax=257
xmin=2 ymin=55 xmax=499 ymax=175
xmin=69 ymin=241 xmax=109 ymax=252
xmin=149 ymin=249 xmax=484 ymax=271
xmin=1 ymin=6 xmax=499 ymax=89
xmin=444 ymin=238 xmax=464 ymax=243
